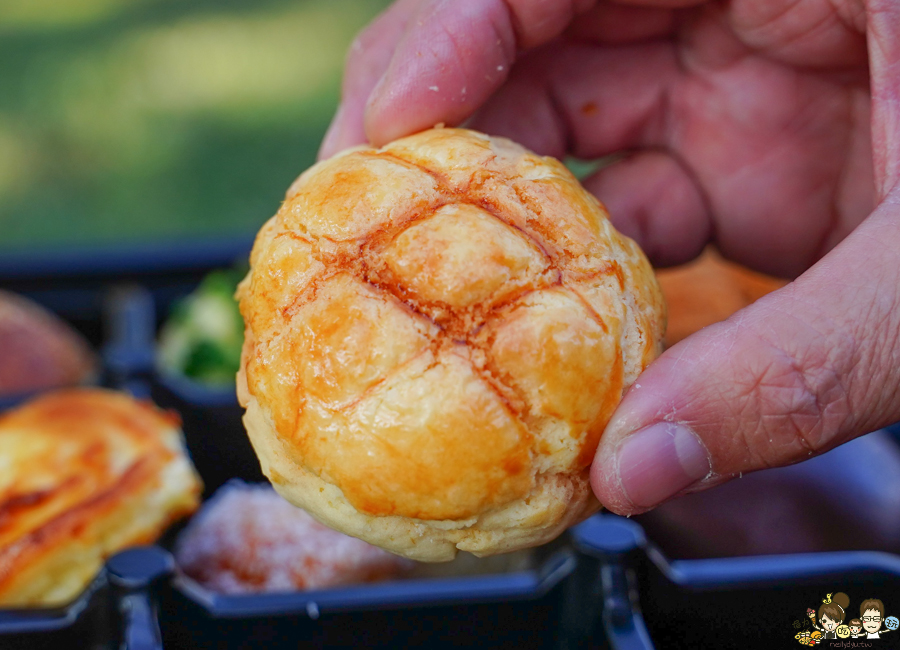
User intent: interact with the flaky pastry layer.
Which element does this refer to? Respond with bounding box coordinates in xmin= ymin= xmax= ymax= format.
xmin=0 ymin=389 xmax=202 ymax=606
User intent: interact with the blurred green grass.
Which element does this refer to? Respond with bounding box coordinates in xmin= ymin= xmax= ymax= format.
xmin=0 ymin=0 xmax=391 ymax=252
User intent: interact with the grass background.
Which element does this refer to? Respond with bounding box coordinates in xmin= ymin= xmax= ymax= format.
xmin=0 ymin=0 xmax=391 ymax=253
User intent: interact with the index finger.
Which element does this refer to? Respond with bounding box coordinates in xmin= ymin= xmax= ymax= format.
xmin=318 ymin=0 xmax=421 ymax=159
xmin=362 ymin=0 xmax=594 ymax=147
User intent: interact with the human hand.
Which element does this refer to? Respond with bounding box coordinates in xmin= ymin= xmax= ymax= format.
xmin=321 ymin=0 xmax=900 ymax=516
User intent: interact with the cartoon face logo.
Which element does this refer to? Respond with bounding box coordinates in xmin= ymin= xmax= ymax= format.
xmin=798 ymin=593 xmax=894 ymax=642
xmin=863 ymin=609 xmax=884 ymax=634
xmin=820 ymin=614 xmax=838 ymax=632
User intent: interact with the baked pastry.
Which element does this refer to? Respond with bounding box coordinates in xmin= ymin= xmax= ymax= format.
xmin=0 ymin=389 xmax=202 ymax=606
xmin=237 ymin=127 xmax=666 ymax=561
xmin=656 ymin=248 xmax=786 ymax=347
xmin=0 ymin=290 xmax=97 ymax=396
xmin=174 ymin=481 xmax=413 ymax=594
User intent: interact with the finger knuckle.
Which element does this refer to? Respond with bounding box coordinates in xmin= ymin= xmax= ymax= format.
xmin=728 ymin=328 xmax=854 ymax=468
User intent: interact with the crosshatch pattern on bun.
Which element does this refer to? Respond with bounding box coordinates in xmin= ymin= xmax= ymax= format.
xmin=237 ymin=127 xmax=666 ymax=561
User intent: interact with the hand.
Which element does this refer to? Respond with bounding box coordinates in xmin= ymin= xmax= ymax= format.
xmin=322 ymin=0 xmax=900 ymax=516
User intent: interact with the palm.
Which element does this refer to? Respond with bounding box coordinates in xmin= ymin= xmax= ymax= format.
xmin=658 ymin=5 xmax=871 ymax=277
xmin=465 ymin=1 xmax=872 ymax=277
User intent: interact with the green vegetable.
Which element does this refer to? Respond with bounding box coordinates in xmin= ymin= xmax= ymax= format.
xmin=157 ymin=267 xmax=246 ymax=385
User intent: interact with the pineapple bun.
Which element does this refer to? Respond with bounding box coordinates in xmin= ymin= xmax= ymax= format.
xmin=236 ymin=127 xmax=666 ymax=561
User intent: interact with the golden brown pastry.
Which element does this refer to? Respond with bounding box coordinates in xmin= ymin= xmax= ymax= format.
xmin=656 ymin=248 xmax=787 ymax=347
xmin=0 ymin=290 xmax=97 ymax=396
xmin=237 ymin=127 xmax=666 ymax=561
xmin=0 ymin=389 xmax=202 ymax=606
xmin=174 ymin=482 xmax=413 ymax=594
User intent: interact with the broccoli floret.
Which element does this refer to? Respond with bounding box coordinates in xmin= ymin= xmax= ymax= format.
xmin=157 ymin=266 xmax=246 ymax=385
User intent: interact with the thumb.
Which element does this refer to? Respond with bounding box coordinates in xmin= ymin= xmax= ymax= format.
xmin=591 ymin=191 xmax=900 ymax=516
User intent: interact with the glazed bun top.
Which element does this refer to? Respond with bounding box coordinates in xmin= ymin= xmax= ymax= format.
xmin=237 ymin=128 xmax=665 ymax=557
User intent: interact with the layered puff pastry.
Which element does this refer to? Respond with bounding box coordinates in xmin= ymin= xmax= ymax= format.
xmin=0 ymin=389 xmax=202 ymax=606
xmin=237 ymin=127 xmax=666 ymax=561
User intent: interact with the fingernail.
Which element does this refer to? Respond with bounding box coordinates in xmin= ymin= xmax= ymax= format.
xmin=318 ymin=102 xmax=346 ymax=160
xmin=364 ymin=71 xmax=390 ymax=144
xmin=366 ymin=70 xmax=390 ymax=114
xmin=616 ymin=422 xmax=710 ymax=509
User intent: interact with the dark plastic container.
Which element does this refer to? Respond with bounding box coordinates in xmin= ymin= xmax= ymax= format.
xmin=151 ymin=374 xmax=263 ymax=497
xmin=564 ymin=516 xmax=900 ymax=650
xmin=159 ymin=546 xmax=575 ymax=650
xmin=0 ymin=574 xmax=114 ymax=650
xmin=4 ymin=241 xmax=900 ymax=650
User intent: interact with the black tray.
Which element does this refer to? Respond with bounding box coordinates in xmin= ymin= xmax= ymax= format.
xmin=3 ymin=242 xmax=900 ymax=650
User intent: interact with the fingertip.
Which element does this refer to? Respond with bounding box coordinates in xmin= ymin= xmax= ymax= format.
xmin=321 ymin=0 xmax=420 ymax=159
xmin=592 ymin=421 xmax=711 ymax=516
xmin=590 ymin=443 xmax=638 ymax=516
xmin=363 ymin=71 xmax=417 ymax=147
xmin=363 ymin=0 xmax=516 ymax=147
xmin=318 ymin=104 xmax=346 ymax=161
xmin=363 ymin=57 xmax=495 ymax=148
xmin=319 ymin=101 xmax=371 ymax=161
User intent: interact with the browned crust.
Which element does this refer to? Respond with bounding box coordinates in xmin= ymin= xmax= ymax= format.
xmin=240 ymin=128 xmax=665 ymax=526
xmin=0 ymin=389 xmax=201 ymax=603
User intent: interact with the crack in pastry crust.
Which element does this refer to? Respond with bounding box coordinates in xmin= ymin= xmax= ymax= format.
xmin=238 ymin=127 xmax=666 ymax=560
